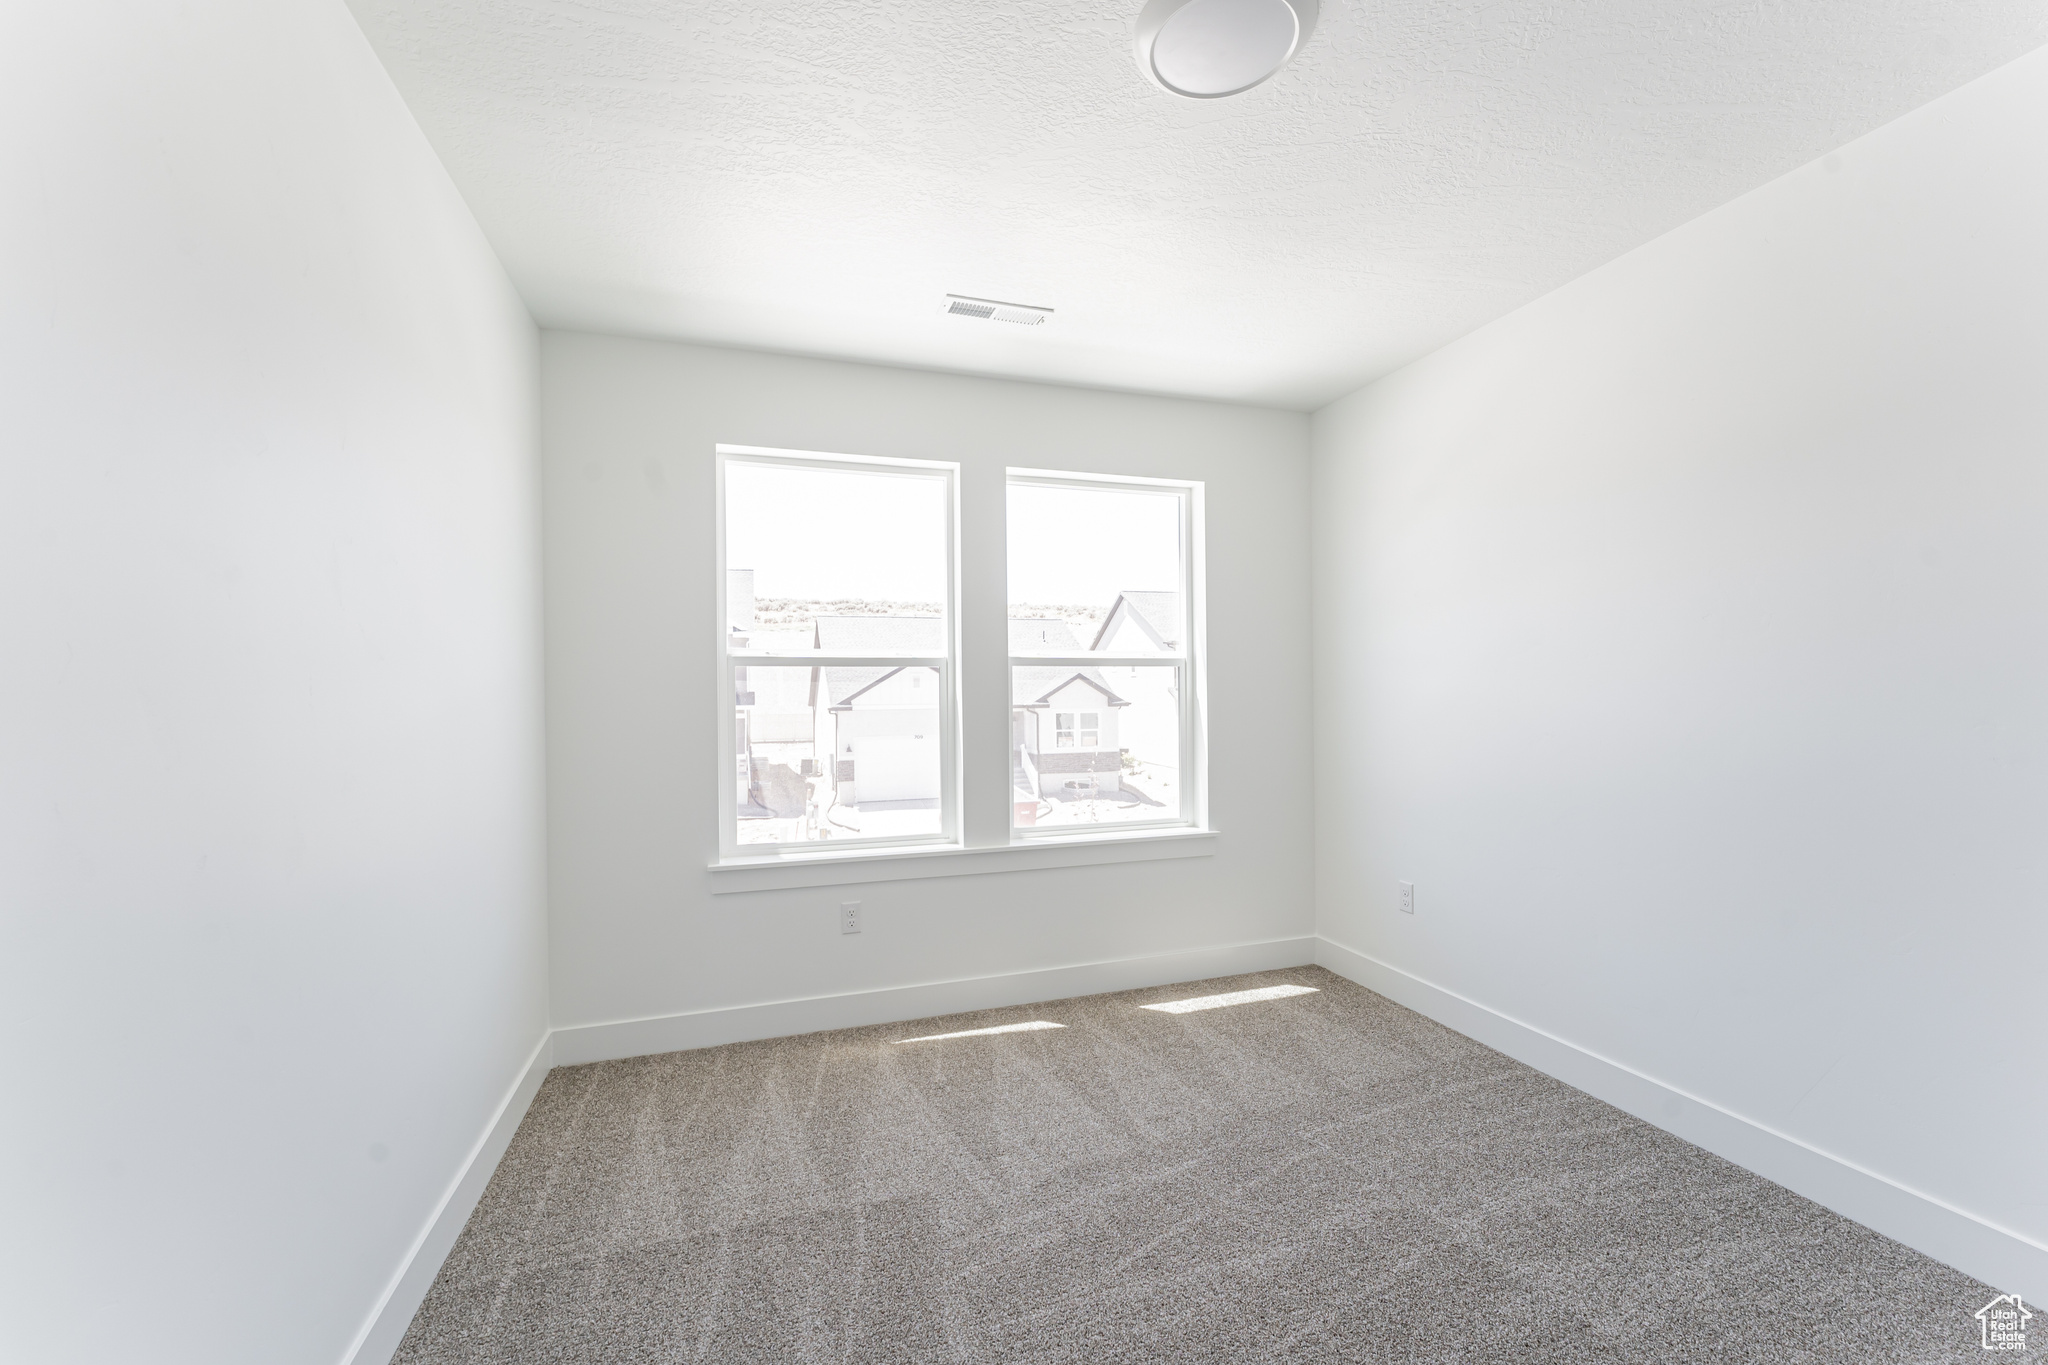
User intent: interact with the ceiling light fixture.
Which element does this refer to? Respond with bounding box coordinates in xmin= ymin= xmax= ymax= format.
xmin=941 ymin=294 xmax=1053 ymax=325
xmin=1134 ymin=0 xmax=1316 ymax=99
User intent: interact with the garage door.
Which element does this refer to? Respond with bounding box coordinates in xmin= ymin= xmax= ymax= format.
xmin=853 ymin=734 xmax=939 ymax=802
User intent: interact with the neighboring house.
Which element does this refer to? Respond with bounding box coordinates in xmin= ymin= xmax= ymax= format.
xmin=1089 ymin=590 xmax=1182 ymax=783
xmin=1011 ymin=601 xmax=1188 ymax=810
xmin=813 ymin=615 xmax=944 ymax=808
xmin=1012 ymin=664 xmax=1130 ymax=802
xmin=735 ymin=602 xmax=1181 ymax=820
xmin=1008 ymin=617 xmax=1128 ymax=807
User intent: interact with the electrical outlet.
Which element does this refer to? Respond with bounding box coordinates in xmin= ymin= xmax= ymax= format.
xmin=1398 ymin=881 xmax=1414 ymax=915
xmin=841 ymin=901 xmax=862 ymax=934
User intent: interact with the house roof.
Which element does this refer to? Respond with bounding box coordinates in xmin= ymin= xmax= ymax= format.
xmin=809 ymin=615 xmax=945 ymax=708
xmin=1013 ymin=667 xmax=1130 ymax=708
xmin=1008 ymin=617 xmax=1082 ymax=652
xmin=826 ymin=665 xmax=946 ymax=709
xmin=1089 ymin=591 xmax=1180 ymax=650
xmin=813 ymin=614 xmax=944 ymax=654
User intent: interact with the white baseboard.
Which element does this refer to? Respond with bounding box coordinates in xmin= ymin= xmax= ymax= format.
xmin=552 ymin=935 xmax=1319 ymax=1066
xmin=341 ymin=1031 xmax=555 ymax=1365
xmin=1313 ymin=935 xmax=2048 ymax=1303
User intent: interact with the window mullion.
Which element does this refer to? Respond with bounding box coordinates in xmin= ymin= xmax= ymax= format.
xmin=1006 ymin=653 xmax=1184 ymax=668
xmin=728 ymin=654 xmax=948 ymax=668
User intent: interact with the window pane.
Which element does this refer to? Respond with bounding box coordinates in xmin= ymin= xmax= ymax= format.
xmin=727 ymin=460 xmax=948 ymax=655
xmin=1008 ymin=483 xmax=1182 ymax=654
xmin=1012 ymin=665 xmax=1179 ymax=829
xmin=736 ymin=665 xmax=942 ymax=845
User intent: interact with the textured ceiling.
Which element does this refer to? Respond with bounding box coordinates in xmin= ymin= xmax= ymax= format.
xmin=348 ymin=0 xmax=2045 ymax=409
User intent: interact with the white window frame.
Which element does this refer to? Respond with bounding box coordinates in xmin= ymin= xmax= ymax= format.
xmin=1006 ymin=468 xmax=1206 ymax=840
xmin=715 ymin=445 xmax=961 ymax=861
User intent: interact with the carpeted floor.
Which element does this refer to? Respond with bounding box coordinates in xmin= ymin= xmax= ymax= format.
xmin=395 ymin=966 xmax=2021 ymax=1363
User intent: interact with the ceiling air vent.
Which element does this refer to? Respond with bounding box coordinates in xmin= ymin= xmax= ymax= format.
xmin=941 ymin=294 xmax=1053 ymax=326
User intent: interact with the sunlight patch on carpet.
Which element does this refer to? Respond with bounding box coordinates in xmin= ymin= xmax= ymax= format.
xmin=1141 ymin=984 xmax=1320 ymax=1014
xmin=894 ymin=1021 xmax=1066 ymax=1043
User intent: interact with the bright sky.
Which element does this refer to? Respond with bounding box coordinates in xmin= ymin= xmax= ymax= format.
xmin=1008 ymin=483 xmax=1179 ymax=605
xmin=724 ymin=461 xmax=1181 ymax=607
xmin=726 ymin=462 xmax=948 ymax=600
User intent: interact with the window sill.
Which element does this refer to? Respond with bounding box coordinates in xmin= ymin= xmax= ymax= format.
xmin=708 ymin=827 xmax=1217 ymax=894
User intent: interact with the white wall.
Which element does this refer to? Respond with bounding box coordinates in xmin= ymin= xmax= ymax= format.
xmin=0 ymin=4 xmax=547 ymax=1363
xmin=542 ymin=334 xmax=1311 ymax=1039
xmin=1313 ymin=47 xmax=2048 ymax=1286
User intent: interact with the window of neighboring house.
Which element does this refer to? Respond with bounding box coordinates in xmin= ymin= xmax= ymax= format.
xmin=718 ymin=447 xmax=958 ymax=856
xmin=1054 ymin=712 xmax=1100 ymax=748
xmin=1008 ymin=470 xmax=1203 ymax=834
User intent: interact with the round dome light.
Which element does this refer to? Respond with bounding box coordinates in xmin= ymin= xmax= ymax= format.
xmin=1134 ymin=0 xmax=1316 ymax=99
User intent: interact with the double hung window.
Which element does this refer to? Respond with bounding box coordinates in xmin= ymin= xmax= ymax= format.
xmin=717 ymin=448 xmax=957 ymax=858
xmin=716 ymin=446 xmax=1201 ymax=858
xmin=1006 ymin=470 xmax=1198 ymax=834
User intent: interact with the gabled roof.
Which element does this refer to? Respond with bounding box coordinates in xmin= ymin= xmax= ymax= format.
xmin=817 ymin=666 xmax=885 ymax=708
xmin=825 ymin=665 xmax=943 ymax=709
xmin=1089 ymin=591 xmax=1180 ymax=651
xmin=1009 ymin=617 xmax=1083 ymax=652
xmin=1012 ymin=667 xmax=1130 ymax=708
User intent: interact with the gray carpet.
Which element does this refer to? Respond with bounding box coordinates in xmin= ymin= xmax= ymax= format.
xmin=395 ymin=967 xmax=2023 ymax=1363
